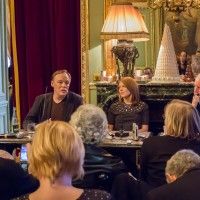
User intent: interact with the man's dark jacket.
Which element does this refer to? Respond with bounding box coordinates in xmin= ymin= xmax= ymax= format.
xmin=23 ymin=91 xmax=82 ymax=128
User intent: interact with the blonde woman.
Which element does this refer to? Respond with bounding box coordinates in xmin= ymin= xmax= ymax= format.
xmin=140 ymin=99 xmax=200 ymax=188
xmin=107 ymin=77 xmax=149 ymax=132
xmin=112 ymin=99 xmax=200 ymax=200
xmin=28 ymin=121 xmax=112 ymax=200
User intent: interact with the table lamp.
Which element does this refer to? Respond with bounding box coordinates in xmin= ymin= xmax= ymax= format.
xmin=100 ymin=2 xmax=149 ymax=77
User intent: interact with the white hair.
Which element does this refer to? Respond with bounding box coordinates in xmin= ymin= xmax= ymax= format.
xmin=70 ymin=104 xmax=108 ymax=144
xmin=166 ymin=149 xmax=200 ymax=179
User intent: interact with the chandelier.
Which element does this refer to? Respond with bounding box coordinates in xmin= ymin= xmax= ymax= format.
xmin=149 ymin=0 xmax=200 ymax=14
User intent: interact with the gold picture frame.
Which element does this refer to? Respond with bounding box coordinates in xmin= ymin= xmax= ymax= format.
xmin=80 ymin=0 xmax=89 ymax=103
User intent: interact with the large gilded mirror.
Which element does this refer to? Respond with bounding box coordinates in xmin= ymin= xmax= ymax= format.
xmin=80 ymin=0 xmax=164 ymax=103
xmin=80 ymin=0 xmax=200 ymax=103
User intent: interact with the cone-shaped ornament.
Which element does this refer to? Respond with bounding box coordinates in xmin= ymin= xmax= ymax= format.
xmin=152 ymin=24 xmax=180 ymax=83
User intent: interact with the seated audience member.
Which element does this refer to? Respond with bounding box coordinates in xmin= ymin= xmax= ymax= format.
xmin=146 ymin=149 xmax=200 ymax=200
xmin=0 ymin=150 xmax=39 ymax=200
xmin=143 ymin=67 xmax=153 ymax=79
xmin=23 ymin=69 xmax=83 ymax=129
xmin=70 ymin=104 xmax=127 ymax=191
xmin=177 ymin=51 xmax=189 ymax=75
xmin=107 ymin=77 xmax=149 ymax=132
xmin=111 ymin=99 xmax=200 ymax=200
xmin=192 ymin=73 xmax=200 ymax=113
xmin=28 ymin=121 xmax=112 ymax=200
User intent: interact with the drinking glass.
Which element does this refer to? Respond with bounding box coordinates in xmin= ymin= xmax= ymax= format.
xmin=27 ymin=123 xmax=36 ymax=134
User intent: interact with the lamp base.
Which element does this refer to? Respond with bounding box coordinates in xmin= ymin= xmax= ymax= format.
xmin=112 ymin=40 xmax=139 ymax=77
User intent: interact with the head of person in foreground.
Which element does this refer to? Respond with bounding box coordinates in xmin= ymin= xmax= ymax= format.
xmin=70 ymin=104 xmax=108 ymax=144
xmin=165 ymin=149 xmax=200 ymax=183
xmin=28 ymin=120 xmax=85 ymax=183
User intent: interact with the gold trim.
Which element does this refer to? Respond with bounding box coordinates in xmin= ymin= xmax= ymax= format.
xmin=80 ymin=0 xmax=89 ymax=103
xmin=9 ymin=0 xmax=21 ymax=127
xmin=103 ymin=0 xmax=116 ymax=76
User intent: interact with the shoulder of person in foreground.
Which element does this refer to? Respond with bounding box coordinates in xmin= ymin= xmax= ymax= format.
xmin=79 ymin=189 xmax=114 ymax=200
xmin=0 ymin=157 xmax=39 ymax=199
xmin=142 ymin=135 xmax=162 ymax=147
xmin=141 ymin=135 xmax=171 ymax=156
xmin=145 ymin=183 xmax=172 ymax=200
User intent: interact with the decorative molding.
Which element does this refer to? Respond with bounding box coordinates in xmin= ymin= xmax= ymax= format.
xmin=0 ymin=101 xmax=7 ymax=116
xmin=0 ymin=92 xmax=7 ymax=102
xmin=80 ymin=0 xmax=89 ymax=103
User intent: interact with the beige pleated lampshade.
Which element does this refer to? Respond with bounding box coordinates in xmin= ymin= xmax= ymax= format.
xmin=100 ymin=2 xmax=149 ymax=41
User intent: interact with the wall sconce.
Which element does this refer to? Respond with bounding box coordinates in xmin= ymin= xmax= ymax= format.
xmin=100 ymin=2 xmax=149 ymax=78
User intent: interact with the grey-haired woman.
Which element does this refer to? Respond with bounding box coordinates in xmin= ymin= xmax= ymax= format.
xmin=70 ymin=104 xmax=127 ymax=191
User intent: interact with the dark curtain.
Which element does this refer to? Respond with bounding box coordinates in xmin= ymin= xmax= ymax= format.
xmin=14 ymin=0 xmax=81 ymax=123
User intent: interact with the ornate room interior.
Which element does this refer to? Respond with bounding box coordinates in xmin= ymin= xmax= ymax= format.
xmin=0 ymin=0 xmax=200 ymax=133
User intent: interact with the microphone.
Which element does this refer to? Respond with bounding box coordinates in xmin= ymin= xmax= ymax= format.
xmin=41 ymin=86 xmax=48 ymax=120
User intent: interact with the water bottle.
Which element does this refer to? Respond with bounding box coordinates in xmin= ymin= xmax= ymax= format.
xmin=12 ymin=107 xmax=19 ymax=133
xmin=132 ymin=123 xmax=138 ymax=140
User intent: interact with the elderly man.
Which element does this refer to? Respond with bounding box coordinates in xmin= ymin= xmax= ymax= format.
xmin=146 ymin=150 xmax=200 ymax=200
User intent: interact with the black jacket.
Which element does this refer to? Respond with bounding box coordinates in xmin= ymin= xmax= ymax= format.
xmin=141 ymin=135 xmax=200 ymax=187
xmin=73 ymin=144 xmax=127 ymax=191
xmin=23 ymin=91 xmax=82 ymax=128
xmin=146 ymin=167 xmax=200 ymax=200
xmin=0 ymin=158 xmax=39 ymax=200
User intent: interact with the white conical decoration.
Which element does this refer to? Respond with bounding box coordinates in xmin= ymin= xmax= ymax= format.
xmin=151 ymin=24 xmax=180 ymax=83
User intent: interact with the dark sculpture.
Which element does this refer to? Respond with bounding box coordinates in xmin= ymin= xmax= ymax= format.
xmin=112 ymin=40 xmax=139 ymax=77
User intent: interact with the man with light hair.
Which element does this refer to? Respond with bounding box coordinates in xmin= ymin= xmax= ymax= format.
xmin=23 ymin=69 xmax=83 ymax=129
xmin=146 ymin=150 xmax=200 ymax=200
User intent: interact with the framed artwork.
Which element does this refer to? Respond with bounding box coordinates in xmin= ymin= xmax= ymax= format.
xmin=166 ymin=9 xmax=200 ymax=55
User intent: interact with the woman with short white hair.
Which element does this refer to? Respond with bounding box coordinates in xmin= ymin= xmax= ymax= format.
xmin=70 ymin=104 xmax=127 ymax=191
xmin=70 ymin=104 xmax=108 ymax=144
